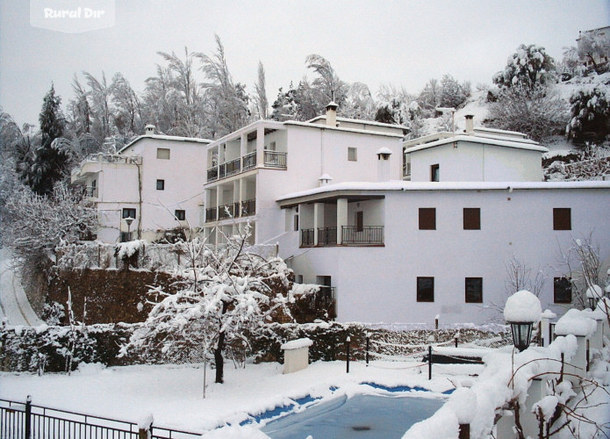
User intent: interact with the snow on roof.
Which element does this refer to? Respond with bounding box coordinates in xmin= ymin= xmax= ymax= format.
xmin=306 ymin=115 xmax=408 ymax=131
xmin=503 ymin=290 xmax=542 ymax=323
xmin=318 ymin=173 xmax=333 ymax=181
xmin=287 ymin=120 xmax=405 ymax=138
xmin=404 ymin=134 xmax=548 ymax=154
xmin=119 ymin=134 xmax=212 ymax=153
xmin=276 ymin=180 xmax=610 ymax=203
xmin=376 ymin=147 xmax=393 ymax=155
xmin=555 ymin=309 xmax=598 ymax=337
xmin=281 ymin=338 xmax=313 ymax=350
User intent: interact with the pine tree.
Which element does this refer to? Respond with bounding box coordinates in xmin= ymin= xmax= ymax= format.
xmin=24 ymin=85 xmax=70 ymax=196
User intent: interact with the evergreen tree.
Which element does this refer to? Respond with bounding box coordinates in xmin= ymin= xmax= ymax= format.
xmin=24 ymin=85 xmax=70 ymax=196
xmin=493 ymin=44 xmax=556 ymax=93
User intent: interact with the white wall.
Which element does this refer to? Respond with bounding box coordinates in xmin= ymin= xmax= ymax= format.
xmin=286 ymin=187 xmax=610 ymax=325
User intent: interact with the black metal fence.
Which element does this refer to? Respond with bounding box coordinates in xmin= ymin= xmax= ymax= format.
xmin=342 ymin=226 xmax=384 ymax=245
xmin=0 ymin=397 xmax=201 ymax=439
xmin=301 ymin=228 xmax=314 ymax=247
xmin=317 ymin=227 xmax=337 ymax=246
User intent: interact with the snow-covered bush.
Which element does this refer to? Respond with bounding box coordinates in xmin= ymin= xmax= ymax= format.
xmin=566 ymin=84 xmax=610 ymax=144
xmin=493 ymin=44 xmax=557 ymax=92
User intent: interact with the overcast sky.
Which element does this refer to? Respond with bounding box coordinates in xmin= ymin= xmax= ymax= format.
xmin=1 ymin=0 xmax=608 ymax=127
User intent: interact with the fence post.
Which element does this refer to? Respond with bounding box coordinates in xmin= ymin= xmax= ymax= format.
xmin=138 ymin=414 xmax=154 ymax=439
xmin=365 ymin=334 xmax=370 ymax=367
xmin=428 ymin=346 xmax=432 ymax=380
xmin=458 ymin=423 xmax=470 ymax=439
xmin=25 ymin=395 xmax=32 ymax=439
xmin=346 ymin=336 xmax=351 ymax=374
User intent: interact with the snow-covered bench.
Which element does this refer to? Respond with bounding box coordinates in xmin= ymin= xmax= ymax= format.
xmin=281 ymin=338 xmax=313 ymax=374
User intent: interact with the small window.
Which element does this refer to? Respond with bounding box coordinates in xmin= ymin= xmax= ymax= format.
xmin=157 ymin=148 xmax=170 ymax=159
xmin=554 ymin=277 xmax=572 ymax=303
xmin=463 ymin=208 xmax=480 ymax=230
xmin=417 ymin=277 xmax=434 ymax=302
xmin=356 ymin=211 xmax=363 ymax=232
xmin=293 ymin=214 xmax=299 ymax=232
xmin=430 ymin=164 xmax=440 ymax=182
xmin=296 ymin=275 xmax=304 ymax=284
xmin=419 ymin=208 xmax=436 ymax=230
xmin=553 ymin=208 xmax=571 ymax=230
xmin=465 ymin=277 xmax=483 ymax=303
xmin=122 ymin=208 xmax=136 ymax=219
xmin=156 ymin=179 xmax=165 ymax=190
xmin=174 ymin=209 xmax=186 ymax=221
xmin=348 ymin=147 xmax=357 ymax=162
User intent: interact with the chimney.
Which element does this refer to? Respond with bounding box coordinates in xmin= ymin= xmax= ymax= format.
xmin=464 ymin=115 xmax=474 ymax=135
xmin=325 ymin=101 xmax=338 ymax=127
xmin=145 ymin=124 xmax=155 ymax=135
xmin=376 ymin=147 xmax=392 ymax=181
xmin=318 ymin=174 xmax=333 ymax=187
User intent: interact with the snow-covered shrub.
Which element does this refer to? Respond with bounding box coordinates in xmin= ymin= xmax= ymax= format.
xmin=566 ymin=84 xmax=610 ymax=144
xmin=41 ymin=301 xmax=65 ymax=325
xmin=493 ymin=44 xmax=557 ymax=92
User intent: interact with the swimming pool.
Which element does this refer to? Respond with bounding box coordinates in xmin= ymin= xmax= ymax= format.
xmin=260 ymin=393 xmax=444 ymax=439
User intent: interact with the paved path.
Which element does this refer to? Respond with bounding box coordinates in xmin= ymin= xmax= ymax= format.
xmin=0 ymin=248 xmax=44 ymax=326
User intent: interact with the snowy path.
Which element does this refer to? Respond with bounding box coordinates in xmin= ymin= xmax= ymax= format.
xmin=0 ymin=248 xmax=44 ymax=326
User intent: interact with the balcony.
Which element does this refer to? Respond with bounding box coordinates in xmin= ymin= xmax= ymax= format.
xmin=206 ymin=150 xmax=286 ymax=183
xmin=342 ymin=226 xmax=384 ymax=245
xmin=218 ymin=204 xmax=234 ymax=220
xmin=243 ymin=152 xmax=256 ymax=170
xmin=264 ymin=151 xmax=287 ymax=169
xmin=205 ymin=199 xmax=256 ymax=223
xmin=318 ymin=227 xmax=337 ymax=246
xmin=71 ymin=153 xmax=142 ymax=183
xmin=240 ymin=199 xmax=256 ymax=217
xmin=301 ymin=229 xmax=314 ymax=247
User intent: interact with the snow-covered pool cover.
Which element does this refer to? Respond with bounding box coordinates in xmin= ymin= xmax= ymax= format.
xmin=503 ymin=290 xmax=541 ymax=323
xmin=261 ymin=394 xmax=444 ymax=439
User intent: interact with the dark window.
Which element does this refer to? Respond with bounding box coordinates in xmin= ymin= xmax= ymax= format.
xmin=156 ymin=179 xmax=165 ymax=190
xmin=122 ymin=208 xmax=136 ymax=219
xmin=356 ymin=211 xmax=364 ymax=232
xmin=293 ymin=214 xmax=299 ymax=232
xmin=463 ymin=208 xmax=481 ymax=230
xmin=553 ymin=208 xmax=571 ymax=230
xmin=417 ymin=277 xmax=434 ymax=302
xmin=554 ymin=277 xmax=572 ymax=303
xmin=348 ymin=147 xmax=357 ymax=161
xmin=419 ymin=208 xmax=436 ymax=230
xmin=465 ymin=277 xmax=483 ymax=303
xmin=430 ymin=164 xmax=440 ymax=182
xmin=174 ymin=209 xmax=186 ymax=221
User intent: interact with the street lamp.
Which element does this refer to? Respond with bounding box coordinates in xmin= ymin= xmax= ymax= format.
xmin=124 ymin=217 xmax=134 ymax=241
xmin=586 ymin=285 xmax=602 ymax=310
xmin=504 ymin=290 xmax=541 ymax=352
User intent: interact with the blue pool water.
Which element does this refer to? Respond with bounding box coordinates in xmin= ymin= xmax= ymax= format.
xmin=260 ymin=394 xmax=444 ymax=439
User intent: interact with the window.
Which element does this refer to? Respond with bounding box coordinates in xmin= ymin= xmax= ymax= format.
xmin=553 ymin=208 xmax=571 ymax=230
xmin=465 ymin=277 xmax=483 ymax=303
xmin=122 ymin=208 xmax=136 ymax=219
xmin=430 ymin=164 xmax=440 ymax=182
xmin=174 ymin=209 xmax=186 ymax=221
xmin=554 ymin=277 xmax=572 ymax=303
xmin=296 ymin=275 xmax=303 ymax=284
xmin=156 ymin=179 xmax=165 ymax=190
xmin=156 ymin=148 xmax=170 ymax=159
xmin=463 ymin=208 xmax=480 ymax=230
xmin=356 ymin=211 xmax=363 ymax=232
xmin=293 ymin=214 xmax=299 ymax=232
xmin=419 ymin=208 xmax=436 ymax=230
xmin=417 ymin=277 xmax=434 ymax=302
xmin=348 ymin=147 xmax=357 ymax=161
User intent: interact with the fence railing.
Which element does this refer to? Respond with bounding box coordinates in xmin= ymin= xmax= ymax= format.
xmin=242 ymin=151 xmax=256 ymax=170
xmin=317 ymin=227 xmax=337 ymax=246
xmin=342 ymin=226 xmax=384 ymax=245
xmin=0 ymin=397 xmax=201 ymax=439
xmin=240 ymin=199 xmax=256 ymax=217
xmin=301 ymin=229 xmax=314 ymax=247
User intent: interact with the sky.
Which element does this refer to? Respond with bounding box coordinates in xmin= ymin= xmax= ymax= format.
xmin=0 ymin=0 xmax=608 ymax=127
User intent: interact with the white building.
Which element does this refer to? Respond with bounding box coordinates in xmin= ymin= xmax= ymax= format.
xmin=71 ymin=126 xmax=211 ymax=242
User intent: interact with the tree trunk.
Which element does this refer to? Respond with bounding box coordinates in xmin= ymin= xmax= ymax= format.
xmin=214 ymin=330 xmax=225 ymax=383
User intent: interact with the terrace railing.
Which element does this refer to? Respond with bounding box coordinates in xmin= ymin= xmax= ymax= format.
xmin=224 ymin=158 xmax=241 ymax=177
xmin=264 ymin=151 xmax=287 ymax=169
xmin=242 ymin=151 xmax=256 ymax=170
xmin=206 ymin=166 xmax=218 ymax=182
xmin=317 ymin=227 xmax=337 ymax=246
xmin=342 ymin=226 xmax=384 ymax=245
xmin=240 ymin=199 xmax=256 ymax=217
xmin=217 ymin=204 xmax=234 ymax=220
xmin=301 ymin=229 xmax=314 ymax=247
xmin=205 ymin=207 xmax=217 ymax=223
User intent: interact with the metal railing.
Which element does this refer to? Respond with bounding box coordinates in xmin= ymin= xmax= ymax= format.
xmin=205 ymin=207 xmax=217 ymax=222
xmin=342 ymin=226 xmax=384 ymax=245
xmin=301 ymin=229 xmax=314 ymax=247
xmin=217 ymin=204 xmax=234 ymax=220
xmin=242 ymin=151 xmax=256 ymax=170
xmin=317 ymin=227 xmax=337 ymax=246
xmin=240 ymin=199 xmax=256 ymax=217
xmin=224 ymin=158 xmax=241 ymax=177
xmin=264 ymin=151 xmax=287 ymax=169
xmin=0 ymin=397 xmax=201 ymax=439
xmin=206 ymin=166 xmax=218 ymax=182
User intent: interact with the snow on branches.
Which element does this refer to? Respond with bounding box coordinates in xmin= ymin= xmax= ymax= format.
xmin=493 ymin=44 xmax=557 ymax=92
xmin=121 ymin=230 xmax=296 ymax=383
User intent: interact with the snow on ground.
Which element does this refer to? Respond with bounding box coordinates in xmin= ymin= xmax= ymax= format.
xmin=0 ymin=248 xmax=44 ymax=326
xmin=0 ymin=359 xmax=479 ymax=435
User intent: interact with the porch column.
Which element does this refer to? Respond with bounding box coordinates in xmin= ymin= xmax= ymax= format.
xmin=256 ymin=125 xmax=265 ymax=168
xmin=336 ymin=198 xmax=348 ymax=245
xmin=233 ymin=180 xmax=241 ymax=218
xmin=239 ymin=178 xmax=245 ymax=217
xmin=313 ymin=202 xmax=324 ymax=246
xmin=240 ymin=133 xmax=247 ymax=157
xmin=216 ymin=185 xmax=221 ymax=220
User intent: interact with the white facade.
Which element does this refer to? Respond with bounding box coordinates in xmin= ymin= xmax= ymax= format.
xmin=71 ymin=134 xmax=210 ymax=242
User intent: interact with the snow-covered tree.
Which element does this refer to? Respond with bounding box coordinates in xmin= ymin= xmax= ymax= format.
xmin=417 ymin=78 xmax=441 ymax=113
xmin=566 ymin=84 xmax=610 ymax=144
xmin=110 ymin=72 xmax=143 ymax=140
xmin=493 ymin=44 xmax=557 ymax=92
xmin=81 ymin=72 xmax=113 ymax=144
xmin=305 ymin=54 xmax=348 ymax=109
xmin=342 ymin=82 xmax=376 ymax=120
xmin=122 ymin=229 xmax=296 ymax=383
xmin=253 ymin=61 xmax=268 ymax=120
xmin=439 ymin=74 xmax=470 ymax=109
xmin=576 ymin=30 xmax=610 ymax=74
xmin=270 ymin=85 xmax=298 ymax=121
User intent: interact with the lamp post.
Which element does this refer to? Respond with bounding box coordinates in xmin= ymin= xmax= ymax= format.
xmin=124 ymin=217 xmax=134 ymax=241
xmin=586 ymin=285 xmax=602 ymax=310
xmin=504 ymin=290 xmax=541 ymax=352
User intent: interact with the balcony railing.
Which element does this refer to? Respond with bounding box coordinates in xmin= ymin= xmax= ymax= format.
xmin=225 ymin=157 xmax=241 ymax=177
xmin=218 ymin=204 xmax=234 ymax=220
xmin=264 ymin=151 xmax=287 ymax=169
xmin=243 ymin=151 xmax=256 ymax=170
xmin=317 ymin=227 xmax=337 ymax=246
xmin=205 ymin=207 xmax=217 ymax=222
xmin=301 ymin=229 xmax=314 ymax=247
xmin=342 ymin=226 xmax=384 ymax=245
xmin=207 ymin=166 xmax=218 ymax=182
xmin=240 ymin=199 xmax=256 ymax=217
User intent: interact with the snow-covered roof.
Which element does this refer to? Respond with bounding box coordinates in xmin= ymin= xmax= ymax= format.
xmin=286 ymin=120 xmax=405 ymax=138
xmin=404 ymin=133 xmax=548 ymax=154
xmin=119 ymin=134 xmax=213 ymax=153
xmin=281 ymin=338 xmax=313 ymax=350
xmin=376 ymin=147 xmax=393 ymax=155
xmin=306 ymin=115 xmax=408 ymax=131
xmin=276 ymin=180 xmax=610 ymax=204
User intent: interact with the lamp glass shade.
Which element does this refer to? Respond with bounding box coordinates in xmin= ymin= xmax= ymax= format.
xmin=510 ymin=322 xmax=533 ymax=352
